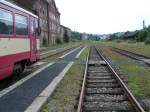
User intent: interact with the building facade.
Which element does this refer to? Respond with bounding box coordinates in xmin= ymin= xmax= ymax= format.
xmin=48 ymin=0 xmax=60 ymax=45
xmin=60 ymin=25 xmax=72 ymax=42
xmin=81 ymin=33 xmax=88 ymax=40
xmin=8 ymin=0 xmax=61 ymax=47
xmin=60 ymin=25 xmax=65 ymax=42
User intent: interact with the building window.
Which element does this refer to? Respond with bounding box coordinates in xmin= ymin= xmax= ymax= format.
xmin=15 ymin=14 xmax=28 ymax=35
xmin=40 ymin=18 xmax=42 ymax=26
xmin=0 ymin=8 xmax=13 ymax=34
xmin=40 ymin=7 xmax=42 ymax=13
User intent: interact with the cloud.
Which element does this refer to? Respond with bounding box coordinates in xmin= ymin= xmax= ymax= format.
xmin=56 ymin=0 xmax=150 ymax=34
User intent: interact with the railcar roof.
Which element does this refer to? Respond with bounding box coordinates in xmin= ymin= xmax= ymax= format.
xmin=0 ymin=0 xmax=38 ymax=18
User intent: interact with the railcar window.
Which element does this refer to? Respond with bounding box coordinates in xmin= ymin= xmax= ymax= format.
xmin=31 ymin=19 xmax=38 ymax=37
xmin=34 ymin=19 xmax=38 ymax=36
xmin=15 ymin=14 xmax=28 ymax=35
xmin=0 ymin=8 xmax=13 ymax=34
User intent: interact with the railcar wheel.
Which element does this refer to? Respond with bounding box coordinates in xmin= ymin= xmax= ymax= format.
xmin=13 ymin=63 xmax=25 ymax=75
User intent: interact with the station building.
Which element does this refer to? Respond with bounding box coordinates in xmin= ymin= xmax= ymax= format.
xmin=60 ymin=25 xmax=72 ymax=42
xmin=7 ymin=0 xmax=61 ymax=47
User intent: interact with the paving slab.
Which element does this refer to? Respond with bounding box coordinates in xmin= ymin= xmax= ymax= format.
xmin=142 ymin=59 xmax=150 ymax=65
xmin=0 ymin=46 xmax=83 ymax=112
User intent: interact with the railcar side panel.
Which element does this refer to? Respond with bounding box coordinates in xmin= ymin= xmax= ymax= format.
xmin=0 ymin=1 xmax=40 ymax=80
xmin=0 ymin=38 xmax=30 ymax=57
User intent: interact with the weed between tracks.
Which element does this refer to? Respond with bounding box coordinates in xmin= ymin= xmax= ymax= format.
xmin=119 ymin=64 xmax=150 ymax=97
xmin=40 ymin=42 xmax=81 ymax=52
xmin=109 ymin=42 xmax=150 ymax=57
xmin=96 ymin=42 xmax=150 ymax=98
xmin=41 ymin=47 xmax=88 ymax=112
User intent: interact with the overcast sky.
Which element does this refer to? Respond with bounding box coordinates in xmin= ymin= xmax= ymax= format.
xmin=55 ymin=0 xmax=150 ymax=34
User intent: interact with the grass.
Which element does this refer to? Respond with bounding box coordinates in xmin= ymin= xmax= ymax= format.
xmin=41 ymin=47 xmax=89 ymax=112
xmin=119 ymin=64 xmax=150 ymax=98
xmin=96 ymin=42 xmax=128 ymax=61
xmin=96 ymin=41 xmax=150 ymax=98
xmin=107 ymin=41 xmax=150 ymax=57
xmin=41 ymin=43 xmax=83 ymax=64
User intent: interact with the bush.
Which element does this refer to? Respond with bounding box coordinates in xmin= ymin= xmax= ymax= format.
xmin=115 ymin=39 xmax=122 ymax=43
xmin=137 ymin=30 xmax=148 ymax=42
xmin=56 ymin=38 xmax=62 ymax=44
xmin=145 ymin=37 xmax=150 ymax=45
xmin=43 ymin=37 xmax=48 ymax=46
xmin=127 ymin=39 xmax=137 ymax=43
xmin=63 ymin=30 xmax=70 ymax=43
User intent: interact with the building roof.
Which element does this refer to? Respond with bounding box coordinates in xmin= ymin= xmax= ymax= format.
xmin=8 ymin=0 xmax=60 ymax=15
xmin=123 ymin=31 xmax=138 ymax=39
xmin=49 ymin=0 xmax=60 ymax=15
xmin=61 ymin=25 xmax=71 ymax=31
xmin=6 ymin=0 xmax=39 ymax=13
xmin=1 ymin=0 xmax=38 ymax=18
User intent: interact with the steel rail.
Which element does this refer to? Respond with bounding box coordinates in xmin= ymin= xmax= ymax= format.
xmin=112 ymin=47 xmax=150 ymax=59
xmin=95 ymin=46 xmax=145 ymax=112
xmin=39 ymin=45 xmax=82 ymax=60
xmin=77 ymin=48 xmax=89 ymax=112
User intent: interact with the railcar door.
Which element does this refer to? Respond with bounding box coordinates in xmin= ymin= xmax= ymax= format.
xmin=30 ymin=17 xmax=37 ymax=62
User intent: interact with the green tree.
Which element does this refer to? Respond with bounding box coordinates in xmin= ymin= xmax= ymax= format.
xmin=71 ymin=31 xmax=82 ymax=40
xmin=56 ymin=38 xmax=62 ymax=44
xmin=145 ymin=37 xmax=150 ymax=44
xmin=63 ymin=29 xmax=70 ymax=43
xmin=137 ymin=30 xmax=148 ymax=42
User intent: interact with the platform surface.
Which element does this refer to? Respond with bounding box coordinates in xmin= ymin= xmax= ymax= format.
xmin=0 ymin=46 xmax=83 ymax=112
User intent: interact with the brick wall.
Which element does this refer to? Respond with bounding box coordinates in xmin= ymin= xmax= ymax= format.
xmin=7 ymin=0 xmax=61 ymax=47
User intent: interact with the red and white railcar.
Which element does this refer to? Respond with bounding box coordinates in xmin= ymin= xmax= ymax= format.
xmin=0 ymin=0 xmax=40 ymax=80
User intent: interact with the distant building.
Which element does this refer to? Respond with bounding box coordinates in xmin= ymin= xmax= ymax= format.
xmin=122 ymin=31 xmax=138 ymax=39
xmin=60 ymin=25 xmax=72 ymax=42
xmin=7 ymin=0 xmax=61 ymax=47
xmin=81 ymin=33 xmax=88 ymax=40
xmin=143 ymin=20 xmax=146 ymax=29
xmin=65 ymin=27 xmax=72 ymax=39
xmin=100 ymin=34 xmax=110 ymax=39
xmin=60 ymin=25 xmax=65 ymax=42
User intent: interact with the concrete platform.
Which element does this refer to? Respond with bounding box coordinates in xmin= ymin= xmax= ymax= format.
xmin=142 ymin=59 xmax=150 ymax=65
xmin=0 ymin=46 xmax=84 ymax=112
xmin=39 ymin=45 xmax=80 ymax=59
xmin=89 ymin=61 xmax=107 ymax=66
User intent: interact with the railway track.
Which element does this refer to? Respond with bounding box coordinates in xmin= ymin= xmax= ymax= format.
xmin=77 ymin=46 xmax=145 ymax=112
xmin=111 ymin=47 xmax=150 ymax=65
xmin=40 ymin=44 xmax=81 ymax=59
